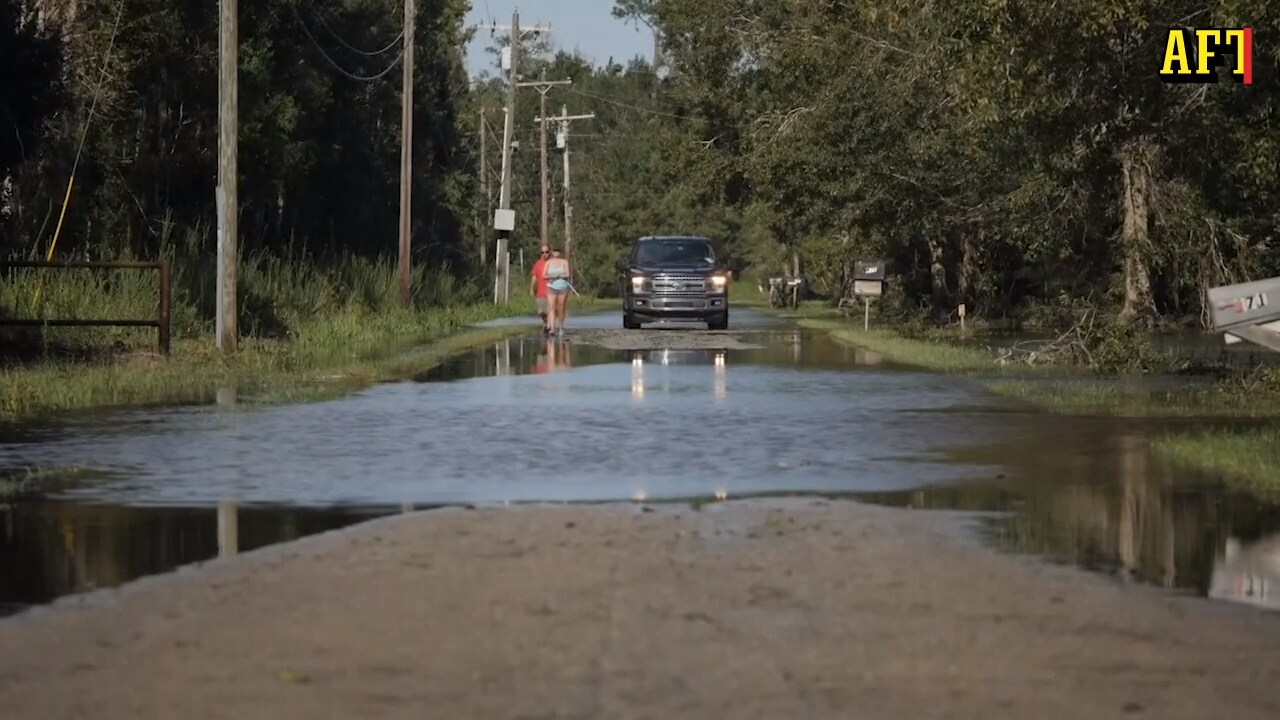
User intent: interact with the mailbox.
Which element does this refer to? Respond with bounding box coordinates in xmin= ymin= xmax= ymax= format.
xmin=853 ymin=280 xmax=882 ymax=297
xmin=1207 ymin=276 xmax=1280 ymax=333
xmin=853 ymin=259 xmax=886 ymax=297
xmin=1208 ymin=276 xmax=1280 ymax=352
xmin=854 ymin=260 xmax=886 ymax=281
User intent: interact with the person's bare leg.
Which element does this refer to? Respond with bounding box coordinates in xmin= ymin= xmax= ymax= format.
xmin=546 ymin=295 xmax=558 ymax=336
xmin=555 ymin=293 xmax=568 ymax=335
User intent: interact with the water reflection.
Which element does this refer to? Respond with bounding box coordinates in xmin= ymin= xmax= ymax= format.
xmin=714 ymin=351 xmax=727 ymax=401
xmin=631 ymin=355 xmax=645 ymax=403
xmin=0 ymin=501 xmax=388 ymax=615
xmin=218 ymin=500 xmax=238 ymax=558
xmin=628 ymin=350 xmax=729 ymax=404
xmin=534 ymin=338 xmax=573 ymax=374
xmin=417 ymin=335 xmax=613 ymax=381
xmin=1209 ymin=534 xmax=1280 ymax=610
xmin=857 ymin=420 xmax=1280 ymax=611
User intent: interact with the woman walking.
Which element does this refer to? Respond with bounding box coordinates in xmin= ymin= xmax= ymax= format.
xmin=543 ymin=249 xmax=573 ymax=336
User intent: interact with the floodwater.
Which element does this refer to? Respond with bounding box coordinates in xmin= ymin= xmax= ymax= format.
xmin=1 ymin=309 xmax=1279 ymax=615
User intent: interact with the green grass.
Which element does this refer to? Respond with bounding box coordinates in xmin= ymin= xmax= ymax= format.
xmin=0 ymin=302 xmax=545 ymax=420
xmin=801 ymin=315 xmax=1280 ymax=496
xmin=1 ymin=252 xmax=614 ymax=420
xmin=1154 ymin=428 xmax=1280 ymax=501
xmin=982 ymin=379 xmax=1280 ymax=417
xmin=798 ymin=319 xmax=1011 ymax=373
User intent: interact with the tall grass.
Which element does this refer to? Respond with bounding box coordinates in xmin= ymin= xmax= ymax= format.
xmin=1 ymin=250 xmax=487 ymax=356
xmin=0 ymin=250 xmax=580 ymax=419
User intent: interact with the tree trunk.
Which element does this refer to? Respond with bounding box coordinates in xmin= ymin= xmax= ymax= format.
xmin=958 ymin=229 xmax=979 ymax=310
xmin=1118 ymin=139 xmax=1157 ymax=325
xmin=927 ymin=235 xmax=947 ymax=317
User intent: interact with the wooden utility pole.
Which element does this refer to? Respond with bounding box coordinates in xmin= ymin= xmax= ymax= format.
xmin=397 ymin=0 xmax=415 ymax=306
xmin=497 ymin=11 xmax=517 ymax=303
xmin=479 ymin=107 xmax=488 ymax=267
xmin=539 ymin=70 xmax=549 ymax=251
xmin=534 ymin=105 xmax=593 ymax=263
xmin=562 ymin=113 xmax=573 ymax=262
xmin=480 ymin=11 xmax=551 ymax=303
xmin=517 ymin=70 xmax=571 ymax=249
xmin=216 ymin=0 xmax=238 ymax=352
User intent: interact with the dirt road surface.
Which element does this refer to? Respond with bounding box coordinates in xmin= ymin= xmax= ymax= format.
xmin=2 ymin=498 xmax=1277 ymax=719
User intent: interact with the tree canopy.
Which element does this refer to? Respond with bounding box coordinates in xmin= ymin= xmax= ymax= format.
xmin=2 ymin=0 xmax=1275 ymax=326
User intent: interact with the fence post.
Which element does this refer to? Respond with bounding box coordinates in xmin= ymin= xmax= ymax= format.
xmin=158 ymin=260 xmax=172 ymax=356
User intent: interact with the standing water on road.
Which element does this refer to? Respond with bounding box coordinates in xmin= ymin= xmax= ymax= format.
xmin=1 ymin=310 xmax=1278 ymax=614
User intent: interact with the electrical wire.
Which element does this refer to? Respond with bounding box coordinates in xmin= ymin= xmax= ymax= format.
xmin=314 ymin=7 xmax=403 ymax=56
xmin=293 ymin=3 xmax=405 ymax=81
xmin=565 ymin=87 xmax=688 ymax=119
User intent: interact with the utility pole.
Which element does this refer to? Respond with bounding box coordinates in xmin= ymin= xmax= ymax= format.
xmin=480 ymin=11 xmax=551 ymax=303
xmin=498 ymin=12 xmax=517 ymax=304
xmin=497 ymin=94 xmax=511 ymax=303
xmin=535 ymin=105 xmax=593 ymax=263
xmin=479 ymin=106 xmax=488 ymax=267
xmin=517 ymin=70 xmax=571 ymax=250
xmin=398 ymin=0 xmax=415 ymax=307
xmin=216 ymin=0 xmax=237 ymax=353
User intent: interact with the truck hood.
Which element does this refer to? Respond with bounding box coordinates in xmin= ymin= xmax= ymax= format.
xmin=629 ymin=262 xmax=717 ymax=273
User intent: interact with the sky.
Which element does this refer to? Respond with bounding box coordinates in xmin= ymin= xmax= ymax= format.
xmin=463 ymin=1 xmax=654 ymax=78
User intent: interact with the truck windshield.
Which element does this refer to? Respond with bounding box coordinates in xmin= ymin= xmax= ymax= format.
xmin=633 ymin=239 xmax=716 ymax=266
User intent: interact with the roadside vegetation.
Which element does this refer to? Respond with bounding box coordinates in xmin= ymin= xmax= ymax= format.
xmin=0 ymin=253 xmax=608 ymax=420
xmin=796 ymin=313 xmax=1280 ymax=496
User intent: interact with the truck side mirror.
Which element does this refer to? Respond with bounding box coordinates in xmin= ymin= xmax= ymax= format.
xmin=615 ymin=258 xmax=628 ymax=272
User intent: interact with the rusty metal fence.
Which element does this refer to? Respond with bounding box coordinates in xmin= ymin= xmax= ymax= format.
xmin=0 ymin=260 xmax=172 ymax=355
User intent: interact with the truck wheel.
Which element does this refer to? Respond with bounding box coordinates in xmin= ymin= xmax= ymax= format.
xmin=707 ymin=313 xmax=728 ymax=331
xmin=623 ymin=313 xmax=641 ymax=330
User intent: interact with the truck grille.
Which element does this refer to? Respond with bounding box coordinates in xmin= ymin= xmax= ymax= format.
xmin=652 ymin=273 xmax=707 ymax=297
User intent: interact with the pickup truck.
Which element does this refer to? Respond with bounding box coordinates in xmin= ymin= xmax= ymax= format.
xmin=617 ymin=235 xmax=731 ymax=330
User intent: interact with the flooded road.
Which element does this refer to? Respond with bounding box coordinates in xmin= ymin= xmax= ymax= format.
xmin=2 ymin=309 xmax=1279 ymax=614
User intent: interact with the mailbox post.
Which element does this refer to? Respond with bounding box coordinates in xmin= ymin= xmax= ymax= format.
xmin=853 ymin=260 xmax=886 ymax=330
xmin=1207 ymin=276 xmax=1280 ymax=353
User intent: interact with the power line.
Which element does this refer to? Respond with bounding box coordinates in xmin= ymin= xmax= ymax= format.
xmin=293 ymin=3 xmax=405 ymax=82
xmin=565 ymin=87 xmax=688 ymax=120
xmin=313 ymin=7 xmax=403 ymax=56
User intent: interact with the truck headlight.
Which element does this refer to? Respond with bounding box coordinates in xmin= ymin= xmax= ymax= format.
xmin=631 ymin=275 xmax=646 ymax=291
xmin=710 ymin=275 xmax=727 ymax=289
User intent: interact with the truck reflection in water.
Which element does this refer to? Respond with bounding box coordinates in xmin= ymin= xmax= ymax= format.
xmin=1209 ymin=533 xmax=1280 ymax=611
xmin=627 ymin=350 xmax=728 ymax=404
